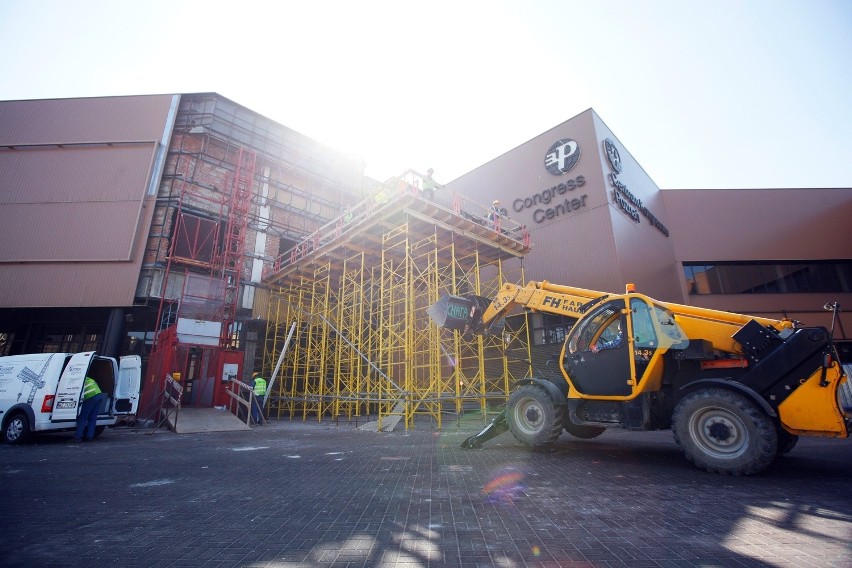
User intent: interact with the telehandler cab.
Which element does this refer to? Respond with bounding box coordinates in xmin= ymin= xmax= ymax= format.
xmin=428 ymin=281 xmax=850 ymax=475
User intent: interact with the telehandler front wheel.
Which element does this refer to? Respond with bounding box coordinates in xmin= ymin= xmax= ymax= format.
xmin=507 ymin=384 xmax=564 ymax=447
xmin=672 ymin=388 xmax=777 ymax=475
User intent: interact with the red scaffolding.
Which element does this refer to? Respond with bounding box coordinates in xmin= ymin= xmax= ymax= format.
xmin=142 ymin=137 xmax=256 ymax=412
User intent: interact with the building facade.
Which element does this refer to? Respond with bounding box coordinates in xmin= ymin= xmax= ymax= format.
xmin=444 ymin=109 xmax=852 ymax=358
xmin=1 ymin=96 xmax=849 ymax=402
xmin=0 ymin=94 xmax=365 ymax=401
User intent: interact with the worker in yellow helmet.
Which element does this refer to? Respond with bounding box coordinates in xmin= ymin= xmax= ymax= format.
xmin=72 ymin=376 xmax=104 ymax=442
xmin=250 ymin=372 xmax=267 ymax=425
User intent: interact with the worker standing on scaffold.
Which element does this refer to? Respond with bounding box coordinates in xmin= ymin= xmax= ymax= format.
xmin=488 ymin=199 xmax=502 ymax=230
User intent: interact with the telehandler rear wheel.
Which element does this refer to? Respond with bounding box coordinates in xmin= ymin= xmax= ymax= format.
xmin=507 ymin=384 xmax=564 ymax=447
xmin=672 ymin=388 xmax=777 ymax=475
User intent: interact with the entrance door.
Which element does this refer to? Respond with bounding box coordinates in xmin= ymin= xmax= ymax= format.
xmin=179 ymin=346 xmax=216 ymax=406
xmin=180 ymin=347 xmax=201 ymax=406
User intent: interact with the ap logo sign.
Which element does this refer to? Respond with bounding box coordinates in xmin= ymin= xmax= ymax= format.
xmin=544 ymin=139 xmax=581 ymax=176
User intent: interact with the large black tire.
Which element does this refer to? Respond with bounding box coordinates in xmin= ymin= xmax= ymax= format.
xmin=3 ymin=412 xmax=31 ymax=445
xmin=672 ymin=388 xmax=778 ymax=475
xmin=93 ymin=425 xmax=106 ymax=438
xmin=507 ymin=384 xmax=564 ymax=447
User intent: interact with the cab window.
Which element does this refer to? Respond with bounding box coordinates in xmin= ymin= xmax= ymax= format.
xmin=652 ymin=303 xmax=690 ymax=349
xmin=631 ymin=298 xmax=658 ymax=348
xmin=568 ymin=302 xmax=623 ymax=354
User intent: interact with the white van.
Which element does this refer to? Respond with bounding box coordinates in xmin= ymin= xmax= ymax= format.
xmin=0 ymin=351 xmax=141 ymax=444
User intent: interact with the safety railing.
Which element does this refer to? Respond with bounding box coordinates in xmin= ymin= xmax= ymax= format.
xmin=451 ymin=193 xmax=531 ymax=247
xmin=263 ymin=183 xmax=531 ymax=282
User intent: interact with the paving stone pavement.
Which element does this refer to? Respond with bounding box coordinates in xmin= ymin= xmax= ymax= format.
xmin=1 ymin=417 xmax=851 ymax=568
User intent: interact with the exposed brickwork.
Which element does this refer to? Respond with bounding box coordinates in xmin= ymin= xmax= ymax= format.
xmin=139 ymin=96 xmax=365 ymax=314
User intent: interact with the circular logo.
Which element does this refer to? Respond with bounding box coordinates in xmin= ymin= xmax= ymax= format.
xmin=604 ymin=138 xmax=622 ymax=174
xmin=544 ymin=139 xmax=581 ymax=176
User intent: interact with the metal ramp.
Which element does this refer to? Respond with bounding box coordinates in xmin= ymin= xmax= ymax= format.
xmin=167 ymin=407 xmax=250 ymax=433
xmin=358 ymin=400 xmax=406 ymax=432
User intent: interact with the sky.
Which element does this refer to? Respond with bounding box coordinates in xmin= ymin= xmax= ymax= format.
xmin=1 ymin=0 xmax=850 ymax=190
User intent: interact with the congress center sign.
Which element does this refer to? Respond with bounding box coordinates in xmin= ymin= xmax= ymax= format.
xmin=507 ymin=139 xmax=589 ymax=224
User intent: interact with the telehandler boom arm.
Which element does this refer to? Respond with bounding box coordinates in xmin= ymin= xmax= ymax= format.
xmin=427 ymin=280 xmax=611 ymax=335
xmin=431 ymin=279 xmax=796 ymax=357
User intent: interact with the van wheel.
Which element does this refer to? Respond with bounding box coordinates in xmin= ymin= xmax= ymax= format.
xmin=507 ymin=385 xmax=564 ymax=447
xmin=93 ymin=426 xmax=106 ymax=438
xmin=3 ymin=413 xmax=31 ymax=445
xmin=672 ymin=388 xmax=777 ymax=475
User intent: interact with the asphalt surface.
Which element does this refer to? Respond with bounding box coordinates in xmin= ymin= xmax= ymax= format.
xmin=2 ymin=416 xmax=851 ymax=568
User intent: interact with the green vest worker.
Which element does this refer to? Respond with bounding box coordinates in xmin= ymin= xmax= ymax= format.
xmin=251 ymin=372 xmax=267 ymax=424
xmin=83 ymin=376 xmax=102 ymax=399
xmin=253 ymin=375 xmax=267 ymax=396
xmin=73 ymin=377 xmax=104 ymax=442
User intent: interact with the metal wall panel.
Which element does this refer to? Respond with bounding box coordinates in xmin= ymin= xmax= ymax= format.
xmin=0 ymin=144 xmax=156 ymax=262
xmin=0 ymin=95 xmax=175 ymax=308
xmin=0 ymin=95 xmax=175 ymax=145
xmin=661 ymin=188 xmax=852 ymax=325
xmin=661 ymin=188 xmax=852 ymax=261
xmin=0 ymin=260 xmax=151 ymax=308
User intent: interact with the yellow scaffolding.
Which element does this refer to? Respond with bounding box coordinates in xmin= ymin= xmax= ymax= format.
xmin=261 ymin=189 xmax=533 ymax=429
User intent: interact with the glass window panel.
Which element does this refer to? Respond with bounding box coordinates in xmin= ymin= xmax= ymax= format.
xmin=684 ymin=261 xmax=852 ymax=295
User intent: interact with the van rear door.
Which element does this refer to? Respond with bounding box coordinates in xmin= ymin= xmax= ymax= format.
xmin=52 ymin=351 xmax=96 ymax=421
xmin=114 ymin=355 xmax=141 ymax=415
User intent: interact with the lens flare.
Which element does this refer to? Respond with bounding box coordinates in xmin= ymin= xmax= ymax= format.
xmin=482 ymin=466 xmax=526 ymax=504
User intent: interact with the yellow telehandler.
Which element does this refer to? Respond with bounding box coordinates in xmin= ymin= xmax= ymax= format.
xmin=428 ymin=281 xmax=849 ymax=475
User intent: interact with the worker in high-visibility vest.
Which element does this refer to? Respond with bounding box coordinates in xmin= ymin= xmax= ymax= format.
xmin=251 ymin=372 xmax=267 ymax=425
xmin=72 ymin=376 xmax=104 ymax=442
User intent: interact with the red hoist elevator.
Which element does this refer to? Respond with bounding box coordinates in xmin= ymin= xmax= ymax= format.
xmin=141 ymin=144 xmax=257 ymax=412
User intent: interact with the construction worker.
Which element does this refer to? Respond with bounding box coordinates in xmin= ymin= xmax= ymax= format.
xmin=488 ymin=199 xmax=502 ymax=223
xmin=422 ymin=168 xmax=438 ymax=200
xmin=251 ymin=372 xmax=267 ymax=425
xmin=72 ymin=376 xmax=104 ymax=442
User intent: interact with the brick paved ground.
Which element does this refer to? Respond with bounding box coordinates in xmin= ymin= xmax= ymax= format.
xmin=1 ymin=416 xmax=851 ymax=568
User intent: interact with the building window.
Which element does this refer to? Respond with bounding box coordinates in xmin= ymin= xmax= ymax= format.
xmin=531 ymin=313 xmax=577 ymax=346
xmin=82 ymin=333 xmax=100 ymax=351
xmin=684 ymin=261 xmax=852 ymax=295
xmin=40 ymin=332 xmax=81 ymax=353
xmin=171 ymin=212 xmax=221 ymax=267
